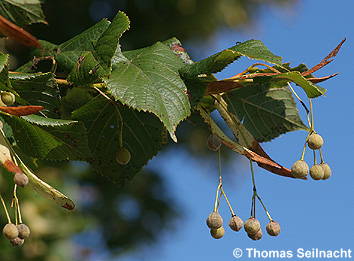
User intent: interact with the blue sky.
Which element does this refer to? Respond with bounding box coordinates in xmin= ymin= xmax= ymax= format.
xmin=120 ymin=1 xmax=354 ymax=260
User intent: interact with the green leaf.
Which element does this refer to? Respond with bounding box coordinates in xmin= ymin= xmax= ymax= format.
xmin=72 ymin=96 xmax=164 ymax=183
xmin=55 ymin=19 xmax=111 ymax=73
xmin=106 ymin=42 xmax=191 ymax=141
xmin=9 ymin=72 xmax=60 ymax=117
xmin=94 ymin=11 xmax=130 ymax=71
xmin=3 ymin=115 xmax=91 ymax=160
xmin=68 ymin=12 xmax=130 ymax=84
xmin=274 ymin=71 xmax=326 ymax=98
xmin=180 ymin=40 xmax=282 ymax=78
xmin=0 ymin=0 xmax=46 ymax=26
xmin=20 ymin=115 xmax=78 ymax=126
xmin=67 ymin=51 xmax=106 ymax=85
xmin=224 ymin=84 xmax=308 ymax=142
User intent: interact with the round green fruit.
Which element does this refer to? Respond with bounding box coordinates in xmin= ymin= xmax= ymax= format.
xmin=1 ymin=92 xmax=15 ymax=105
xmin=116 ymin=147 xmax=131 ymax=165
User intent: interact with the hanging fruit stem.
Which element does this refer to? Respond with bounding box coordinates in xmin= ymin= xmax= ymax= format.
xmin=249 ymin=160 xmax=273 ymax=221
xmin=0 ymin=193 xmax=11 ymax=223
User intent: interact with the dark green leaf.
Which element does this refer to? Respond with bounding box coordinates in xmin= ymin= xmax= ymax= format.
xmin=9 ymin=72 xmax=60 ymax=117
xmin=224 ymin=83 xmax=308 ymax=142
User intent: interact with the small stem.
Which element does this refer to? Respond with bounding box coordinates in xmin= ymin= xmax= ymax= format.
xmin=213 ymin=182 xmax=222 ymax=212
xmin=300 ymin=132 xmax=311 ymax=160
xmin=55 ymin=78 xmax=72 ymax=86
xmin=288 ymin=83 xmax=311 ymax=128
xmin=115 ymin=104 xmax=124 ymax=148
xmin=0 ymin=194 xmax=11 ymax=223
xmin=251 ymin=193 xmax=256 ymax=218
xmin=313 ymin=150 xmax=317 ymax=165
xmin=250 ymin=160 xmax=257 ymax=217
xmin=300 ymin=142 xmax=307 ymax=160
xmin=220 ymin=188 xmax=236 ymax=216
xmin=250 ymin=160 xmax=256 ymax=189
xmin=92 ymin=83 xmax=106 ymax=88
xmin=256 ymin=195 xmax=273 ymax=221
xmin=13 ymin=185 xmax=22 ymax=224
xmin=249 ymin=160 xmax=272 ymax=220
xmin=309 ymin=98 xmax=315 ymax=131
xmin=217 ymin=149 xmax=222 ymax=178
xmin=213 ymin=149 xmax=223 ymax=212
xmin=227 ymin=62 xmax=281 ymax=80
xmin=319 ymin=149 xmax=325 ymax=164
xmin=216 ymin=189 xmax=223 ymax=210
xmin=54 ymin=78 xmax=106 ymax=89
xmin=94 ymin=86 xmax=124 ymax=147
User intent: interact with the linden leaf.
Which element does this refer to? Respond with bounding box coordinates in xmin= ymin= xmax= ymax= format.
xmin=106 ymin=42 xmax=191 ymax=141
xmin=224 ymin=84 xmax=308 ymax=142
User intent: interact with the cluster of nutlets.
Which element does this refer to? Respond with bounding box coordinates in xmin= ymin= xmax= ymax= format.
xmin=206 ymin=134 xmax=281 ymax=240
xmin=206 ymin=211 xmax=280 ymax=240
xmin=0 ymin=121 xmax=31 ymax=246
xmin=2 ymin=223 xmax=30 ymax=246
xmin=1 ymin=170 xmax=31 ymax=246
xmin=291 ymin=132 xmax=332 ymax=180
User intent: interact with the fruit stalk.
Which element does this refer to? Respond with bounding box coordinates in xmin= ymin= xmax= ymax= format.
xmin=0 ymin=194 xmax=11 ymax=223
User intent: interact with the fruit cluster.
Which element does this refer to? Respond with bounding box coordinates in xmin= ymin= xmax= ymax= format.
xmin=1 ymin=179 xmax=31 ymax=247
xmin=205 ymin=134 xmax=281 ymax=240
xmin=291 ymin=98 xmax=331 ymax=180
xmin=2 ymin=223 xmax=30 ymax=246
xmin=0 ymin=117 xmax=31 ymax=247
xmin=291 ymin=133 xmax=331 ymax=180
